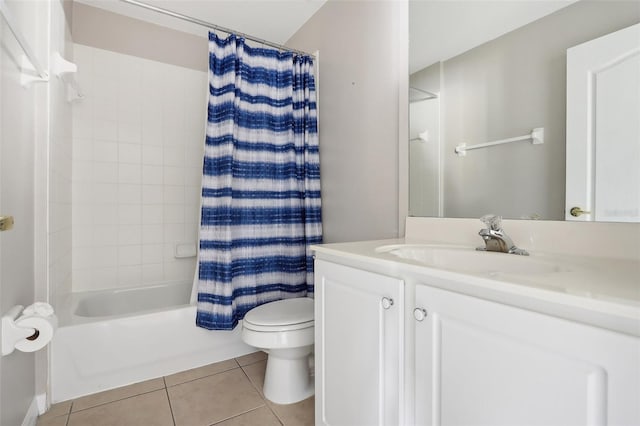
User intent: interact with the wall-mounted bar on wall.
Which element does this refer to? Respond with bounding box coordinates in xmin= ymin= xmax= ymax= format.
xmin=0 ymin=0 xmax=49 ymax=85
xmin=455 ymin=127 xmax=544 ymax=156
xmin=52 ymin=52 xmax=84 ymax=102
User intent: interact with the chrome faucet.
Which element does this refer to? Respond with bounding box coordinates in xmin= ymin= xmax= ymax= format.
xmin=476 ymin=215 xmax=529 ymax=256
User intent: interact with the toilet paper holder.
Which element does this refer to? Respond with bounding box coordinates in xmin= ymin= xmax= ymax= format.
xmin=1 ymin=303 xmax=56 ymax=356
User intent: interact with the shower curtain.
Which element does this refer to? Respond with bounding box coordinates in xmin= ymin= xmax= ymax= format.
xmin=196 ymin=33 xmax=322 ymax=330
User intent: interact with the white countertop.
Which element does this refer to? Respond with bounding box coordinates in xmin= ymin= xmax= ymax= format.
xmin=312 ymin=238 xmax=640 ymax=337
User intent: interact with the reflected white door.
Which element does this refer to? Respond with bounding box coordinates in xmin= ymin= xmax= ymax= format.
xmin=566 ymin=23 xmax=640 ymax=222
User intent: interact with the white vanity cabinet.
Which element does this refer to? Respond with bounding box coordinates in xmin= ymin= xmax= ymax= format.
xmin=314 ymin=260 xmax=404 ymax=426
xmin=314 ymin=258 xmax=640 ymax=426
xmin=413 ymin=284 xmax=640 ymax=426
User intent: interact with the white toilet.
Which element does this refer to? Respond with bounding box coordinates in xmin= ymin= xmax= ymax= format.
xmin=241 ymin=297 xmax=314 ymax=405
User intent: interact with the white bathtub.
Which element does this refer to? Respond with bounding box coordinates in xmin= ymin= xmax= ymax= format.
xmin=51 ymin=281 xmax=254 ymax=402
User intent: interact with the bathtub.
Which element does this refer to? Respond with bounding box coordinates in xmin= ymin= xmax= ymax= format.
xmin=51 ymin=281 xmax=254 ymax=402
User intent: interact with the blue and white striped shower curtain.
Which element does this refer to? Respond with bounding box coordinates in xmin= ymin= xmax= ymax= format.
xmin=196 ymin=33 xmax=322 ymax=330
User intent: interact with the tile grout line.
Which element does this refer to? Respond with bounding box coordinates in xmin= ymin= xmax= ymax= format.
xmin=65 ymin=401 xmax=73 ymax=426
xmin=68 ymin=386 xmax=165 ymax=414
xmin=165 ymin=364 xmax=241 ymax=389
xmin=206 ymin=405 xmax=271 ymax=426
xmin=163 ymin=377 xmax=177 ymax=426
xmin=237 ymin=362 xmax=284 ymax=426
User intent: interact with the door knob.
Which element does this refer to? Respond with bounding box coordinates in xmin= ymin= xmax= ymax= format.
xmin=413 ymin=308 xmax=427 ymax=321
xmin=570 ymin=207 xmax=591 ymax=217
xmin=381 ymin=297 xmax=394 ymax=310
xmin=0 ymin=216 xmax=14 ymax=232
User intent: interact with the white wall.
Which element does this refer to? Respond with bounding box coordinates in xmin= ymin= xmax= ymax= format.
xmin=438 ymin=1 xmax=639 ymax=220
xmin=71 ymin=45 xmax=206 ymax=292
xmin=0 ymin=0 xmax=71 ymax=422
xmin=286 ymin=0 xmax=403 ymax=242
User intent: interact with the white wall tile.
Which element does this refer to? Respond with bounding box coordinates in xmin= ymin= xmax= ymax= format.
xmin=118 ymin=225 xmax=142 ymax=245
xmin=118 ymin=204 xmax=141 ymax=225
xmin=118 ymin=184 xmax=142 ymax=204
xmin=93 ymin=162 xmax=118 ymax=183
xmin=93 ymin=246 xmax=118 ymax=268
xmin=142 ymin=263 xmax=164 ymax=284
xmin=142 ymin=244 xmax=163 ymax=264
xmin=94 ymin=225 xmax=118 ymax=246
xmin=118 ymin=164 xmax=141 ymax=184
xmin=164 ymin=223 xmax=184 ymax=243
xmin=142 ymin=224 xmax=164 ymax=244
xmin=163 ymin=166 xmax=184 ymax=186
xmin=118 ymin=245 xmax=142 ymax=266
xmin=117 ymin=265 xmax=142 ymax=287
xmin=92 ymin=267 xmax=118 ymax=289
xmin=163 ymin=146 xmax=184 ymax=167
xmin=94 ymin=140 xmax=118 ymax=162
xmin=73 ymin=138 xmax=93 ymax=161
xmin=142 ymin=145 xmax=163 ymax=165
xmin=164 ymin=204 xmax=184 ymax=224
xmin=142 ymin=185 xmax=163 ymax=204
xmin=72 ymin=44 xmax=207 ymax=292
xmin=94 ymin=119 xmax=118 ymax=141
xmin=118 ymin=143 xmax=142 ymax=164
xmin=93 ymin=183 xmax=118 ymax=204
xmin=142 ymin=165 xmax=163 ymax=184
xmin=164 ymin=185 xmax=184 ymax=205
xmin=142 ymin=204 xmax=163 ymax=224
xmin=118 ymin=122 xmax=141 ymax=143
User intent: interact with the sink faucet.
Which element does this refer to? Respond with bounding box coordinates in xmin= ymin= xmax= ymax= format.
xmin=476 ymin=215 xmax=529 ymax=256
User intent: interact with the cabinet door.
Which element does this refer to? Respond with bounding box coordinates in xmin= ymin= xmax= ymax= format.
xmin=315 ymin=260 xmax=404 ymax=426
xmin=414 ymin=285 xmax=640 ymax=426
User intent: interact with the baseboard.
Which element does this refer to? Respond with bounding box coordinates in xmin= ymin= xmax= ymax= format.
xmin=36 ymin=393 xmax=47 ymax=415
xmin=21 ymin=397 xmax=39 ymax=426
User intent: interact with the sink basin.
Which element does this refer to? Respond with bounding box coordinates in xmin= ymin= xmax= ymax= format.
xmin=375 ymin=244 xmax=563 ymax=275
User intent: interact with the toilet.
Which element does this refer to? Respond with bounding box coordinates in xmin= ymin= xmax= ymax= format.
xmin=241 ymin=297 xmax=314 ymax=405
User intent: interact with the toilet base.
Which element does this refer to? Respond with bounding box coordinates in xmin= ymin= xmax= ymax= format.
xmin=263 ymin=345 xmax=315 ymax=405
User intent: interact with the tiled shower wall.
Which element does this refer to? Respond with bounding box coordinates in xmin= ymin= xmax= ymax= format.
xmin=71 ymin=44 xmax=207 ymax=292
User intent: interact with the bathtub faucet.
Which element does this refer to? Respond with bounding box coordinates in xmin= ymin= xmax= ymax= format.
xmin=476 ymin=214 xmax=528 ymax=256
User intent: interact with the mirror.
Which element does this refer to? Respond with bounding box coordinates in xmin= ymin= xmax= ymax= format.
xmin=408 ymin=0 xmax=640 ymax=222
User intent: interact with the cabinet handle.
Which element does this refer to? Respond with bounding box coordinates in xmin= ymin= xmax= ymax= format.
xmin=381 ymin=297 xmax=394 ymax=310
xmin=413 ymin=308 xmax=427 ymax=321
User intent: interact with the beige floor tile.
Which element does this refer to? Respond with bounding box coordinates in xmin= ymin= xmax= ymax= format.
xmin=71 ymin=377 xmax=165 ymax=412
xmin=165 ymin=358 xmax=239 ymax=387
xmin=241 ymin=359 xmax=266 ymax=396
xmin=36 ymin=414 xmax=68 ymax=426
xmin=168 ymin=367 xmax=265 ymax=426
xmin=235 ymin=351 xmax=267 ymax=367
xmin=269 ymin=396 xmax=315 ymax=426
xmin=38 ymin=401 xmax=72 ymax=421
xmin=67 ymin=389 xmax=173 ymax=426
xmin=215 ymin=406 xmax=282 ymax=426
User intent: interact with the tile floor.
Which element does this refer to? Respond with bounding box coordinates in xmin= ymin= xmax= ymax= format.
xmin=37 ymin=352 xmax=314 ymax=426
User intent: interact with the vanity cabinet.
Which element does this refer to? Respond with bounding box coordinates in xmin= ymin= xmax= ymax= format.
xmin=314 ymin=259 xmax=640 ymax=426
xmin=314 ymin=260 xmax=404 ymax=426
xmin=413 ymin=284 xmax=640 ymax=426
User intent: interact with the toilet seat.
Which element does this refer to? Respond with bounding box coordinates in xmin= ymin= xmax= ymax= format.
xmin=243 ymin=298 xmax=314 ymax=332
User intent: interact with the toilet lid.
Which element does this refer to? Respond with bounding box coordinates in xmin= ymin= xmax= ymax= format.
xmin=243 ymin=297 xmax=314 ymax=328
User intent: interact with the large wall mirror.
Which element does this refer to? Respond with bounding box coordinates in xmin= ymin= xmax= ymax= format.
xmin=408 ymin=0 xmax=640 ymax=222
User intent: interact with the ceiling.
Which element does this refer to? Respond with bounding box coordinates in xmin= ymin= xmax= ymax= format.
xmin=75 ymin=0 xmax=327 ymax=45
xmin=409 ymin=0 xmax=578 ymax=73
xmin=75 ymin=0 xmax=577 ymax=73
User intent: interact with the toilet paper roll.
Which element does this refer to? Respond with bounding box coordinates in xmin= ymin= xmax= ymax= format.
xmin=13 ymin=314 xmax=58 ymax=353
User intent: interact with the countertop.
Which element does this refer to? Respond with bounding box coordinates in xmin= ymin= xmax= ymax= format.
xmin=312 ymin=238 xmax=640 ymax=337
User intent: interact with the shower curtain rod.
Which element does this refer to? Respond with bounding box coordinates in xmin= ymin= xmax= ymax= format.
xmin=119 ymin=0 xmax=315 ymax=58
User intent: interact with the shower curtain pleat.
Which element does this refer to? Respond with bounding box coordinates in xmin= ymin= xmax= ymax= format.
xmin=196 ymin=33 xmax=322 ymax=330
